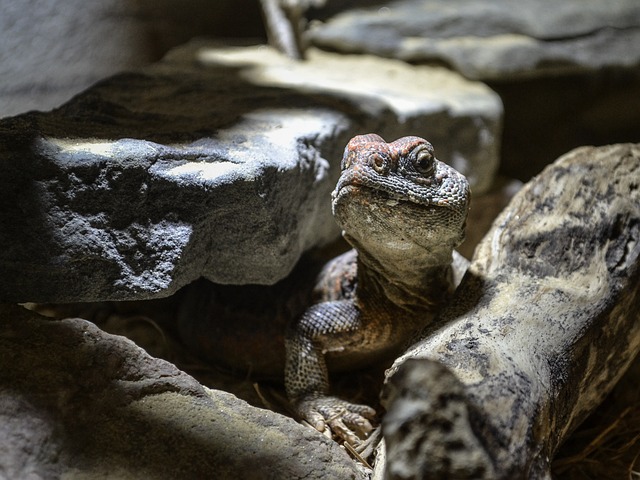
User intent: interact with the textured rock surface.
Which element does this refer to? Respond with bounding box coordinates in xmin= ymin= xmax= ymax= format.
xmin=0 ymin=303 xmax=362 ymax=479
xmin=310 ymin=0 xmax=640 ymax=80
xmin=380 ymin=144 xmax=640 ymax=479
xmin=0 ymin=41 xmax=501 ymax=303
xmin=194 ymin=45 xmax=501 ymax=192
xmin=457 ymin=178 xmax=522 ymax=259
xmin=0 ymin=0 xmax=264 ymax=117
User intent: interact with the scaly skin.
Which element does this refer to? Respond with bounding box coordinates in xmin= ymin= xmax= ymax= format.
xmin=285 ymin=134 xmax=471 ymax=444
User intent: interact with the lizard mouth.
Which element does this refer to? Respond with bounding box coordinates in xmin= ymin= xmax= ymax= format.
xmin=332 ymin=182 xmax=468 ymax=252
xmin=339 ymin=184 xmax=411 ymax=206
xmin=333 ymin=182 xmax=459 ymax=210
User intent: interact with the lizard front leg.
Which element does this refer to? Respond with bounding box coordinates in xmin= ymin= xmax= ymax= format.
xmin=285 ymin=300 xmax=377 ymax=444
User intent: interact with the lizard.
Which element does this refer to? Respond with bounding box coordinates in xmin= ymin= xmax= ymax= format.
xmin=284 ymin=133 xmax=471 ymax=445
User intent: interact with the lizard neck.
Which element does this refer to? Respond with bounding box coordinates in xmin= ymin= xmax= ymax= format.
xmin=348 ymin=235 xmax=455 ymax=312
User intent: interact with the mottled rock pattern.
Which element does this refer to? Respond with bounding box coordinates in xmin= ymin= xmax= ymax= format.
xmin=0 ymin=304 xmax=362 ymax=479
xmin=0 ymin=41 xmax=501 ymax=303
xmin=380 ymin=144 xmax=640 ymax=479
xmin=457 ymin=178 xmax=522 ymax=259
xmin=310 ymin=0 xmax=640 ymax=80
xmin=383 ymin=359 xmax=497 ymax=479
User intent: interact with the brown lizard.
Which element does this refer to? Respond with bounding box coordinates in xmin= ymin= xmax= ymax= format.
xmin=284 ymin=134 xmax=470 ymax=444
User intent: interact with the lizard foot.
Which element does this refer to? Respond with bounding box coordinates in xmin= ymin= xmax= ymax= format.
xmin=295 ymin=394 xmax=377 ymax=445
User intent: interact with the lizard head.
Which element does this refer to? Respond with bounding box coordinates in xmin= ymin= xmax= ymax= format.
xmin=332 ymin=134 xmax=470 ymax=264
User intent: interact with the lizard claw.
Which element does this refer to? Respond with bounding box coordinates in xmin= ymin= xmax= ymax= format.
xmin=296 ymin=395 xmax=377 ymax=445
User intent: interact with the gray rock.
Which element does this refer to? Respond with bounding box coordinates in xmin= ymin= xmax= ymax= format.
xmin=0 ymin=0 xmax=265 ymax=117
xmin=380 ymin=144 xmax=640 ymax=478
xmin=457 ymin=177 xmax=522 ymax=259
xmin=310 ymin=0 xmax=640 ymax=80
xmin=197 ymin=45 xmax=501 ymax=192
xmin=0 ymin=303 xmax=363 ymax=479
xmin=0 ymin=41 xmax=501 ymax=303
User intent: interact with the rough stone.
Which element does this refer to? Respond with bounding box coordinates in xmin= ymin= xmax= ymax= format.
xmin=0 ymin=303 xmax=363 ymax=479
xmin=0 ymin=40 xmax=501 ymax=303
xmin=380 ymin=144 xmax=640 ymax=479
xmin=457 ymin=177 xmax=522 ymax=259
xmin=194 ymin=45 xmax=501 ymax=192
xmin=0 ymin=0 xmax=265 ymax=117
xmin=309 ymin=0 xmax=640 ymax=80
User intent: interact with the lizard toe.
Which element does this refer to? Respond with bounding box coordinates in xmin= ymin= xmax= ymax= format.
xmin=327 ymin=417 xmax=362 ymax=446
xmin=342 ymin=411 xmax=374 ymax=438
xmin=304 ymin=409 xmax=327 ymax=433
xmin=296 ymin=394 xmax=377 ymax=445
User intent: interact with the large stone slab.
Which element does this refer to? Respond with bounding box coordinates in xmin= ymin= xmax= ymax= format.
xmin=0 ymin=41 xmax=501 ymax=303
xmin=194 ymin=44 xmax=501 ymax=191
xmin=0 ymin=304 xmax=363 ymax=479
xmin=0 ymin=0 xmax=265 ymax=117
xmin=380 ymin=144 xmax=640 ymax=478
xmin=310 ymin=0 xmax=640 ymax=80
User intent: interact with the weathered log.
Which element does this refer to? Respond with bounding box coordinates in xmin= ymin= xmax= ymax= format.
xmin=380 ymin=144 xmax=640 ymax=479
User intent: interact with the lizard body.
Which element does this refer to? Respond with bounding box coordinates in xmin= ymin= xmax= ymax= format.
xmin=285 ymin=134 xmax=470 ymax=444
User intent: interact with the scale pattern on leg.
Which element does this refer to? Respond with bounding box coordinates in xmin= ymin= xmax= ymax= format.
xmin=285 ymin=134 xmax=470 ymax=445
xmin=285 ymin=300 xmax=377 ymax=443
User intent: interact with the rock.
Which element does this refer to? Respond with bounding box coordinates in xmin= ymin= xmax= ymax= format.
xmin=457 ymin=177 xmax=522 ymax=259
xmin=375 ymin=355 xmax=640 ymax=478
xmin=552 ymin=351 xmax=640 ymax=477
xmin=0 ymin=0 xmax=265 ymax=117
xmin=309 ymin=0 xmax=640 ymax=80
xmin=0 ymin=303 xmax=363 ymax=479
xmin=0 ymin=41 xmax=501 ymax=303
xmin=309 ymin=1 xmax=640 ymax=205
xmin=380 ymin=144 xmax=640 ymax=479
xmin=192 ymin=44 xmax=501 ymax=192
xmin=382 ymin=359 xmax=497 ymax=480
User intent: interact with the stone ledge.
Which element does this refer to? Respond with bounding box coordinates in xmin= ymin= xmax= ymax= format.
xmin=0 ymin=41 xmax=501 ymax=302
xmin=310 ymin=0 xmax=640 ymax=80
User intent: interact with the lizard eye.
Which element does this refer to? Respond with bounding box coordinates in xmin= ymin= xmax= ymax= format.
xmin=412 ymin=145 xmax=435 ymax=175
xmin=370 ymin=153 xmax=387 ymax=174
